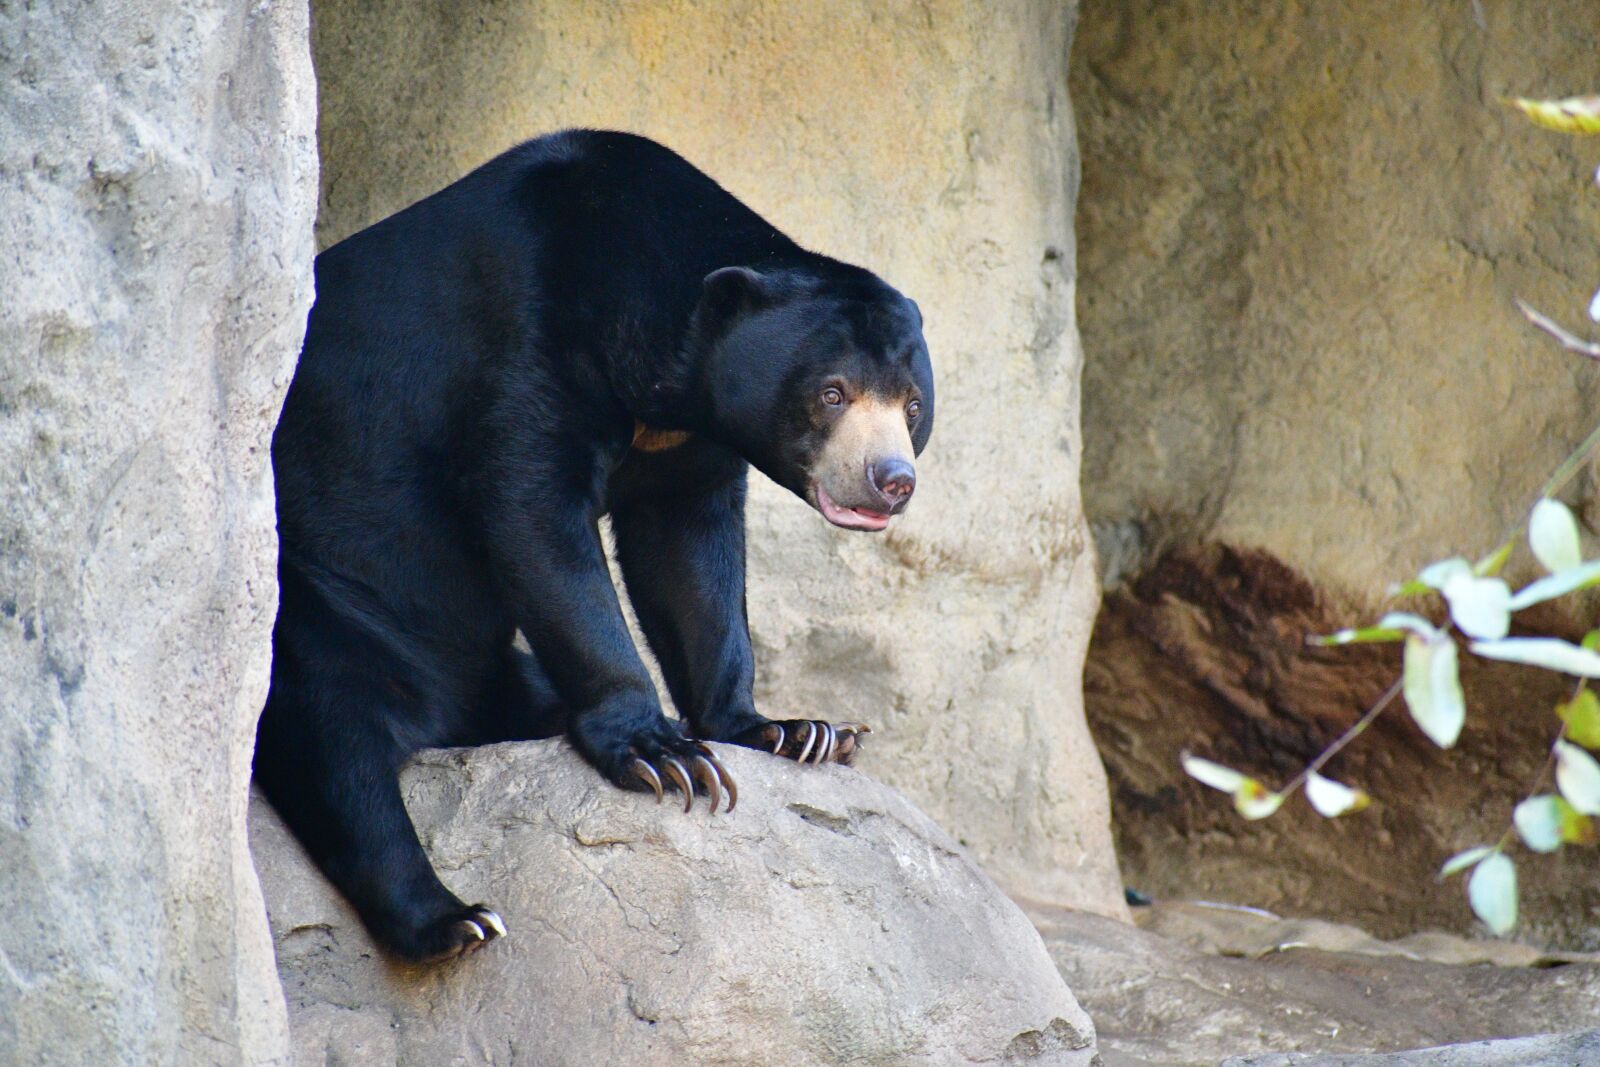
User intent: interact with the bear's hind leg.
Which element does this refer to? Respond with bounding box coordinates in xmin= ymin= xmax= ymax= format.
xmin=255 ymin=673 xmax=506 ymax=961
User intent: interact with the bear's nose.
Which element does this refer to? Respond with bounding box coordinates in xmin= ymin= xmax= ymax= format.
xmin=870 ymin=457 xmax=916 ymax=507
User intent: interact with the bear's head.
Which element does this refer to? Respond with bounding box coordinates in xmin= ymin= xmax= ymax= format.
xmin=693 ymin=264 xmax=933 ymax=532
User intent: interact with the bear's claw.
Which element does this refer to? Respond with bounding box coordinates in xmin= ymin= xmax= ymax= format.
xmin=627 ymin=746 xmax=736 ymax=814
xmin=740 ymin=720 xmax=870 ymax=765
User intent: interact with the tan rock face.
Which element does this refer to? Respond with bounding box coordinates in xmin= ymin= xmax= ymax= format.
xmin=0 ymin=3 xmax=317 ymax=1063
xmin=309 ymin=0 xmax=1124 ymax=915
xmin=252 ymin=742 xmax=1098 ymax=1066
xmin=1074 ymin=0 xmax=1600 ymax=597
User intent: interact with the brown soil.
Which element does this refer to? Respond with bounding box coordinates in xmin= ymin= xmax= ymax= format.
xmin=1086 ymin=543 xmax=1600 ymax=949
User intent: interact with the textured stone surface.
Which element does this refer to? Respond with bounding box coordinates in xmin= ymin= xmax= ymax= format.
xmin=1222 ymin=1029 xmax=1600 ymax=1067
xmin=1075 ymin=0 xmax=1600 ymax=598
xmin=252 ymin=741 xmax=1098 ymax=1066
xmin=1025 ymin=900 xmax=1600 ymax=1067
xmin=309 ymin=0 xmax=1124 ymax=916
xmin=0 ymin=2 xmax=317 ymax=1063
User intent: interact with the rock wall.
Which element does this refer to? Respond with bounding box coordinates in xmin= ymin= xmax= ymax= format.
xmin=1071 ymin=2 xmax=1600 ymax=940
xmin=254 ymin=743 xmax=1099 ymax=1066
xmin=0 ymin=3 xmax=317 ymax=1063
xmin=309 ymin=0 xmax=1125 ymax=916
xmin=1075 ymin=0 xmax=1600 ymax=597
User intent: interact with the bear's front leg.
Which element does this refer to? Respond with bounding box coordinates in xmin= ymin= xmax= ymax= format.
xmin=484 ymin=480 xmax=735 ymax=812
xmin=611 ymin=464 xmax=870 ymax=767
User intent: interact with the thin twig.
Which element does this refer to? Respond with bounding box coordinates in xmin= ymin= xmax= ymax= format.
xmin=1517 ymin=298 xmax=1600 ymax=359
xmin=1280 ymin=676 xmax=1404 ymax=796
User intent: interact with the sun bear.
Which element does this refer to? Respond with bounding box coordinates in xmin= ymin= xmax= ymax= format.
xmin=256 ymin=130 xmax=934 ymax=961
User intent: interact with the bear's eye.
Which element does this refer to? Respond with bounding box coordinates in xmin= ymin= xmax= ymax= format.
xmin=906 ymin=399 xmax=922 ymax=421
xmin=820 ymin=387 xmax=845 ymax=407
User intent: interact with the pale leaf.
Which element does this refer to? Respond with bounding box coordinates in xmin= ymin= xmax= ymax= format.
xmin=1529 ymin=498 xmax=1582 ymax=573
xmin=1182 ymin=754 xmax=1247 ymax=794
xmin=1506 ymin=560 xmax=1600 ymax=611
xmin=1467 ymin=852 xmax=1517 ymax=935
xmin=1555 ymin=741 xmax=1600 ymax=815
xmin=1440 ymin=573 xmax=1511 ymax=640
xmin=1513 ymin=795 xmax=1565 ymax=852
xmin=1404 ymin=634 xmax=1465 ymax=748
xmin=1470 ymin=637 xmax=1600 ymax=677
xmin=1234 ymin=780 xmax=1284 ymax=820
xmin=1438 ymin=845 xmax=1492 ymax=879
xmin=1305 ymin=772 xmax=1371 ymax=817
xmin=1418 ymin=558 xmax=1472 ymax=590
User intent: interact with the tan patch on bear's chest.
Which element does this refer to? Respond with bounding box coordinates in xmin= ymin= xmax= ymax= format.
xmin=631 ymin=421 xmax=693 ymax=453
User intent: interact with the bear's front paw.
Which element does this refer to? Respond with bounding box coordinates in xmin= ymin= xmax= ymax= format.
xmin=730 ymin=720 xmax=870 ymax=766
xmin=577 ymin=717 xmax=738 ymax=815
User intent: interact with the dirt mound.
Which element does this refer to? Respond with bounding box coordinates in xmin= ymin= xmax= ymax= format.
xmin=1086 ymin=543 xmax=1600 ymax=948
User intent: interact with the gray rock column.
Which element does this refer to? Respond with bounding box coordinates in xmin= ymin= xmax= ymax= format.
xmin=0 ymin=2 xmax=317 ymax=1063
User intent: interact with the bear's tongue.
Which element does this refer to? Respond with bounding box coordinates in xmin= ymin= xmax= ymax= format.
xmin=816 ymin=483 xmax=891 ymax=531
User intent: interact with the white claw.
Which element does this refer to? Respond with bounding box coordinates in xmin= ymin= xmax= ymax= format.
xmin=462 ymin=920 xmax=486 ymax=942
xmin=816 ymin=723 xmax=835 ymax=764
xmin=478 ymin=911 xmax=507 ymax=938
xmin=771 ymin=724 xmax=786 ymax=754
xmin=796 ymin=721 xmax=818 ymax=763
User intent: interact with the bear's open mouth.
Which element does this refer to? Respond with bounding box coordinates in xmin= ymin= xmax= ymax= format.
xmin=813 ymin=483 xmax=892 ymax=532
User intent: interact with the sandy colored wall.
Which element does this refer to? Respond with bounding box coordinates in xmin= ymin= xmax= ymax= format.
xmin=310 ymin=0 xmax=1125 ymax=916
xmin=1076 ymin=0 xmax=1600 ymax=597
xmin=0 ymin=1 xmax=317 ymax=1063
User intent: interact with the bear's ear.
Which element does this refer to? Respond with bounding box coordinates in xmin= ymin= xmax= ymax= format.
xmin=698 ymin=266 xmax=770 ymax=322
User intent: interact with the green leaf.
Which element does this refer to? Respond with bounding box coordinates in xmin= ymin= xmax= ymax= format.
xmin=1470 ymin=637 xmax=1600 ymax=677
xmin=1529 ymin=499 xmax=1582 ymax=574
xmin=1181 ymin=754 xmax=1247 ymax=793
xmin=1584 ymin=630 xmax=1600 ymax=652
xmin=1311 ymin=626 xmax=1406 ymax=647
xmin=1234 ymin=779 xmax=1284 ymax=820
xmin=1467 ymin=852 xmax=1517 ymax=935
xmin=1404 ymin=634 xmax=1465 ymax=748
xmin=1418 ymin=558 xmax=1472 ymax=590
xmin=1440 ymin=573 xmax=1511 ymax=640
xmin=1506 ymin=94 xmax=1600 ymax=135
xmin=1555 ymin=741 xmax=1600 ymax=815
xmin=1474 ymin=540 xmax=1515 ymax=578
xmin=1513 ymin=795 xmax=1567 ymax=852
xmin=1558 ymin=689 xmax=1600 ymax=749
xmin=1439 ymin=845 xmax=1493 ymax=879
xmin=1506 ymin=560 xmax=1600 ymax=611
xmin=1305 ymin=772 xmax=1371 ymax=817
xmin=1389 ymin=578 xmax=1433 ymax=599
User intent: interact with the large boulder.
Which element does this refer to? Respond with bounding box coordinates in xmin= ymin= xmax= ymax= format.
xmin=307 ymin=0 xmax=1126 ymax=917
xmin=251 ymin=741 xmax=1098 ymax=1066
xmin=0 ymin=2 xmax=316 ymax=1063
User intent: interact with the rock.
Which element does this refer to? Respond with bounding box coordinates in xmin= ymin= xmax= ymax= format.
xmin=251 ymin=741 xmax=1097 ymax=1066
xmin=306 ymin=0 xmax=1126 ymax=918
xmin=1221 ymin=1029 xmax=1600 ymax=1067
xmin=1022 ymin=900 xmax=1600 ymax=1067
xmin=0 ymin=2 xmax=316 ymax=1064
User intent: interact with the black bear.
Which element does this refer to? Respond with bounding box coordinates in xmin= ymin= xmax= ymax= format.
xmin=256 ymin=130 xmax=934 ymax=962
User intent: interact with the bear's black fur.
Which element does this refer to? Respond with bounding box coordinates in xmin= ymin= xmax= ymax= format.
xmin=257 ymin=130 xmax=933 ymax=961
